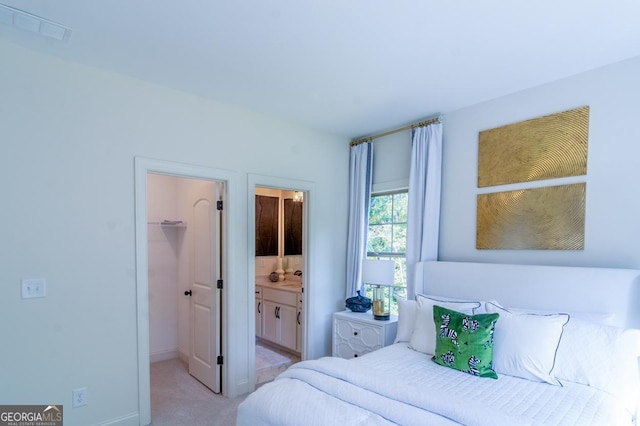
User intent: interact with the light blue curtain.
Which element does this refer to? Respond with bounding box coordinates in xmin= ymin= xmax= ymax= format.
xmin=406 ymin=122 xmax=443 ymax=298
xmin=345 ymin=142 xmax=373 ymax=298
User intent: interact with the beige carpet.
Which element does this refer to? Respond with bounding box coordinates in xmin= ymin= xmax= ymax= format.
xmin=150 ymin=358 xmax=246 ymax=426
xmin=150 ymin=344 xmax=299 ymax=425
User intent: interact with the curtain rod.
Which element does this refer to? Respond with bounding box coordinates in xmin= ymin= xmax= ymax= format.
xmin=350 ymin=115 xmax=443 ymax=147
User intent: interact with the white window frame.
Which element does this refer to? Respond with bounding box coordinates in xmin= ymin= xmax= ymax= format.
xmin=366 ymin=190 xmax=408 ymax=314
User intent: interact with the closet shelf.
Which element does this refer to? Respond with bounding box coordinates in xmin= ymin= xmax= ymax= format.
xmin=148 ymin=220 xmax=187 ymax=228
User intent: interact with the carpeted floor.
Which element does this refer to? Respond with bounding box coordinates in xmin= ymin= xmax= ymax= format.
xmin=150 ymin=358 xmax=246 ymax=426
xmin=150 ymin=343 xmax=299 ymax=425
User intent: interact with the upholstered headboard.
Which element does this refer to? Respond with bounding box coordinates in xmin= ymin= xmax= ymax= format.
xmin=416 ymin=261 xmax=640 ymax=328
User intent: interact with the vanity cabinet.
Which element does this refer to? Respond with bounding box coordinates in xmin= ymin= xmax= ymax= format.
xmin=296 ymin=292 xmax=303 ymax=352
xmin=260 ymin=287 xmax=299 ymax=352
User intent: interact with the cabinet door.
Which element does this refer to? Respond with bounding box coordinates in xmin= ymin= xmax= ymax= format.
xmin=255 ymin=299 xmax=262 ymax=338
xmin=279 ymin=304 xmax=298 ymax=351
xmin=262 ymin=300 xmax=279 ymax=343
xmin=296 ymin=293 xmax=303 ymax=352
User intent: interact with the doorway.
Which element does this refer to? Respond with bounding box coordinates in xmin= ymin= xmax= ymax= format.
xmin=135 ymin=158 xmax=233 ymax=426
xmin=254 ymin=187 xmax=304 ymax=384
xmin=147 ymin=173 xmax=223 ymax=396
xmin=249 ymin=176 xmax=312 ymax=389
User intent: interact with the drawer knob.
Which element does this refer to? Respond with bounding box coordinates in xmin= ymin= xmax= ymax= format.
xmin=354 ymin=354 xmax=358 ymax=358
xmin=353 ymin=331 xmax=358 ymax=336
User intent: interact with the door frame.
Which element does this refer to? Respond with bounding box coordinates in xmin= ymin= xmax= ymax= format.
xmin=135 ymin=158 xmax=236 ymax=426
xmin=248 ymin=174 xmax=315 ymax=389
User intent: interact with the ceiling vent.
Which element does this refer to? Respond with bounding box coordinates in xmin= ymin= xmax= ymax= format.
xmin=0 ymin=4 xmax=71 ymax=41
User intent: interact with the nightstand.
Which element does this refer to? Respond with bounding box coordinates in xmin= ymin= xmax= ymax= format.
xmin=332 ymin=311 xmax=398 ymax=359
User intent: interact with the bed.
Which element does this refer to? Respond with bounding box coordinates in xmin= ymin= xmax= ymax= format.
xmin=237 ymin=261 xmax=640 ymax=425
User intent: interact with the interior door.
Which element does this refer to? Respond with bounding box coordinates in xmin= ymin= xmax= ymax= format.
xmin=188 ymin=182 xmax=222 ymax=393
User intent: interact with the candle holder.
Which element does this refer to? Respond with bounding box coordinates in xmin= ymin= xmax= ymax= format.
xmin=285 ymin=256 xmax=294 ymax=276
xmin=276 ymin=257 xmax=285 ymax=281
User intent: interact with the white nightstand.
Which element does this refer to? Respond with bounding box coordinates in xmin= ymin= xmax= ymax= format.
xmin=332 ymin=311 xmax=398 ymax=359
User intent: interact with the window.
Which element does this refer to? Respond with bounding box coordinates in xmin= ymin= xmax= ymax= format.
xmin=365 ymin=190 xmax=408 ymax=315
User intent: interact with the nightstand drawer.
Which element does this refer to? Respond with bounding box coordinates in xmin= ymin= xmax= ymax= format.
xmin=332 ymin=311 xmax=398 ymax=359
xmin=334 ymin=319 xmax=382 ymax=358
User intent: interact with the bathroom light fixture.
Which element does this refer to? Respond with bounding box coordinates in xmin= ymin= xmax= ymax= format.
xmin=0 ymin=4 xmax=72 ymax=41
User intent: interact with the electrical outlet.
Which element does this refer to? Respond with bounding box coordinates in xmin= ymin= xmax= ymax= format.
xmin=21 ymin=278 xmax=46 ymax=299
xmin=72 ymin=388 xmax=87 ymax=408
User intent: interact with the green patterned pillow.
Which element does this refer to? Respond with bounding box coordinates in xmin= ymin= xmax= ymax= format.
xmin=432 ymin=305 xmax=499 ymax=379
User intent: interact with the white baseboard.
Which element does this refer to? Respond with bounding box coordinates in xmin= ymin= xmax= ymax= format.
xmin=178 ymin=349 xmax=189 ymax=364
xmin=93 ymin=411 xmax=139 ymax=426
xmin=149 ymin=348 xmax=178 ymax=363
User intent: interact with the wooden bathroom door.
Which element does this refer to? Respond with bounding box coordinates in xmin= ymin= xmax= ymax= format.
xmin=188 ymin=181 xmax=223 ymax=393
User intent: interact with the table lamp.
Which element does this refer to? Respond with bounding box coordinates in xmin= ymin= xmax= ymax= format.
xmin=361 ymin=259 xmax=395 ymax=320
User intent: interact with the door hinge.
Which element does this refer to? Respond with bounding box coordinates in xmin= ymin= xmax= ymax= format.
xmin=217 ymin=355 xmax=223 ymax=365
xmin=217 ymin=279 xmax=223 ymax=289
xmin=216 ymin=200 xmax=223 ymax=210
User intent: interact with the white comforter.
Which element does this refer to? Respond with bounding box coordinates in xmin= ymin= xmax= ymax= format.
xmin=237 ymin=343 xmax=633 ymax=426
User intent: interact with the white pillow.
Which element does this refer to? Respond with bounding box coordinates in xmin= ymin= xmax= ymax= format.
xmin=479 ymin=300 xmax=614 ymax=325
xmin=485 ymin=302 xmax=569 ymax=386
xmin=408 ymin=295 xmax=480 ymax=355
xmin=506 ymin=306 xmax=615 ymax=326
xmin=554 ymin=318 xmax=640 ymax=413
xmin=394 ymin=299 xmax=418 ymax=343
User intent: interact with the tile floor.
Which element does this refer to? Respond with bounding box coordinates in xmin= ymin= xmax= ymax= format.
xmin=255 ymin=339 xmax=300 ymax=385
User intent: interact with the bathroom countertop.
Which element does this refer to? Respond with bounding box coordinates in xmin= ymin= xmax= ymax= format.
xmin=256 ymin=275 xmax=303 ymax=293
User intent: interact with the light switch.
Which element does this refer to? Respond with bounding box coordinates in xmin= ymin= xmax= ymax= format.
xmin=21 ymin=278 xmax=46 ymax=299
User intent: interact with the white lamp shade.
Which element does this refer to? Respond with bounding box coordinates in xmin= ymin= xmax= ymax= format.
xmin=361 ymin=259 xmax=395 ymax=286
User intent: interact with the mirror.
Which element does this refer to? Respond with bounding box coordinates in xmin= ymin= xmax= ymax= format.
xmin=284 ymin=197 xmax=303 ymax=255
xmin=255 ymin=195 xmax=279 ymax=256
xmin=255 ymin=189 xmax=303 ymax=257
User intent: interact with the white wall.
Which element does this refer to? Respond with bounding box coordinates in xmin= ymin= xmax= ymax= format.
xmin=0 ymin=40 xmax=349 ymax=426
xmin=147 ymin=174 xmax=180 ymax=362
xmin=440 ymin=55 xmax=640 ymax=269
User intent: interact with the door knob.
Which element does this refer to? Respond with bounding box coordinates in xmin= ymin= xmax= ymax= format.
xmin=184 ymin=290 xmax=192 ymax=296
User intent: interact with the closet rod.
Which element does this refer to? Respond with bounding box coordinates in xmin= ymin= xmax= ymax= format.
xmin=350 ymin=115 xmax=443 ymax=147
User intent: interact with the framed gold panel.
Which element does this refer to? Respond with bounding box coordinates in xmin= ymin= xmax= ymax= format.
xmin=478 ymin=106 xmax=589 ymax=188
xmin=477 ymin=183 xmax=585 ymax=250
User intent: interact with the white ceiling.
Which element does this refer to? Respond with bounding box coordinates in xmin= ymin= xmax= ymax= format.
xmin=2 ymin=1 xmax=640 ymax=138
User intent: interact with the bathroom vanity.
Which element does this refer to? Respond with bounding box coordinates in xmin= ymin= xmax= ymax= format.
xmin=255 ymin=276 xmax=303 ymax=354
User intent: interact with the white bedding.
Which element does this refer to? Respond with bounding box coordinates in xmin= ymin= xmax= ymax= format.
xmin=237 ymin=343 xmax=634 ymax=426
xmin=239 ymin=261 xmax=640 ymax=426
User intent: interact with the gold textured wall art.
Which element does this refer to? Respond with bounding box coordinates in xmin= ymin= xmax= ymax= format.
xmin=478 ymin=106 xmax=589 ymax=188
xmin=476 ymin=183 xmax=585 ymax=250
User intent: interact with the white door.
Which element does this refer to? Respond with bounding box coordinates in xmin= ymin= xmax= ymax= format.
xmin=188 ymin=182 xmax=222 ymax=393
